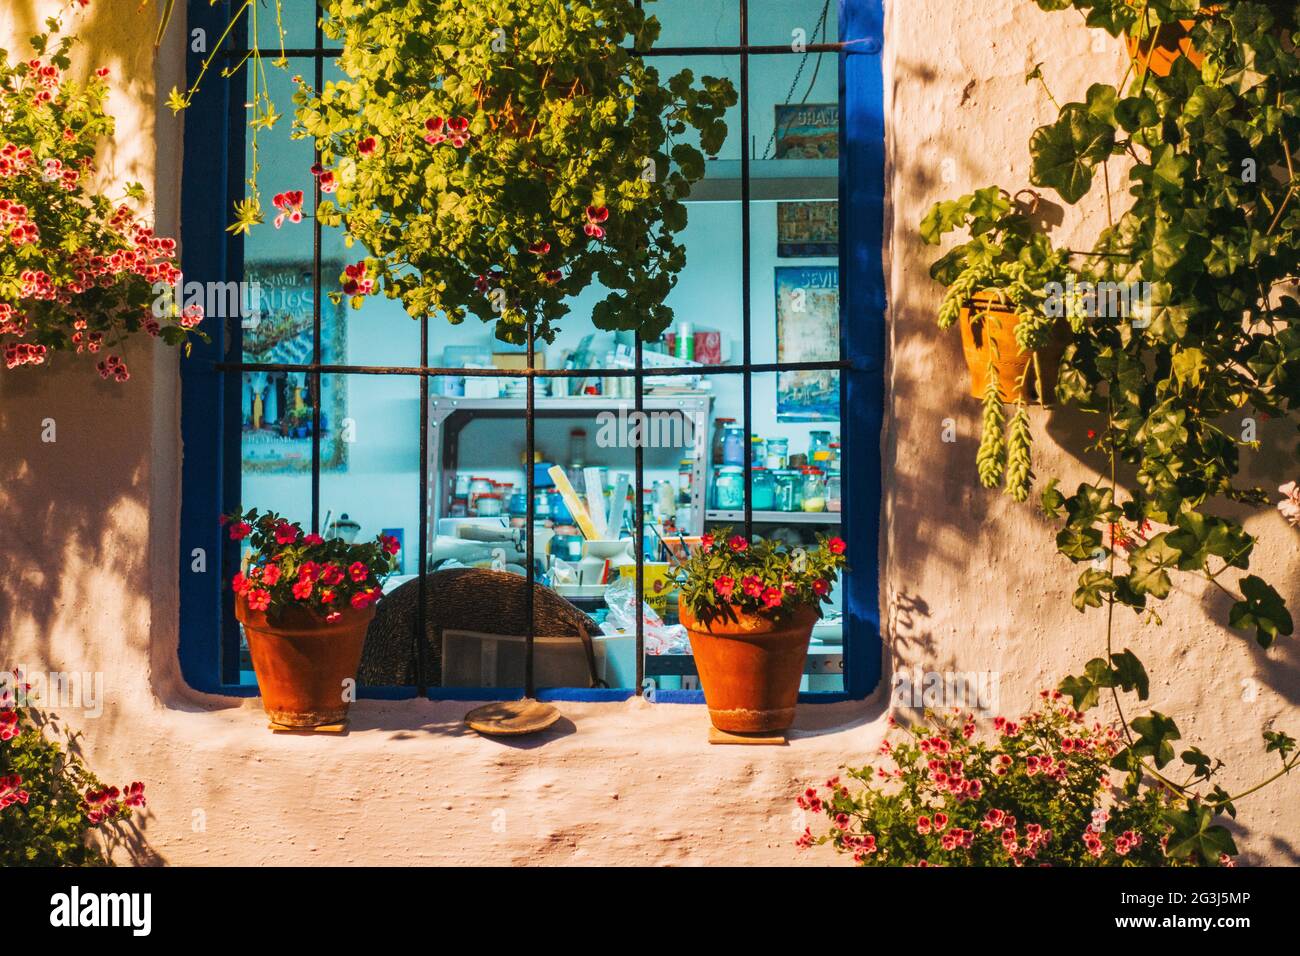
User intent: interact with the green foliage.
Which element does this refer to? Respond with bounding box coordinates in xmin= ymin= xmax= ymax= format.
xmin=293 ymin=0 xmax=737 ymax=343
xmin=1 ymin=690 xmax=143 ymax=866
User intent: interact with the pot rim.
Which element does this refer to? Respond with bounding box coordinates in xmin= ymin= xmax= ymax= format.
xmin=677 ymin=595 xmax=822 ymax=635
xmin=235 ymin=596 xmax=376 ymax=636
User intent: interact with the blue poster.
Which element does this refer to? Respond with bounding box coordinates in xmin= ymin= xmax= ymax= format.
xmin=775 ymin=266 xmax=839 ymax=423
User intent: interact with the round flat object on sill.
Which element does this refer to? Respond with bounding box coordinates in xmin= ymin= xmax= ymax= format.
xmin=464 ymin=699 xmax=561 ymax=736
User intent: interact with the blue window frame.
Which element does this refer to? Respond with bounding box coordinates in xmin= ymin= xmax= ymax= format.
xmin=178 ymin=0 xmax=885 ymax=702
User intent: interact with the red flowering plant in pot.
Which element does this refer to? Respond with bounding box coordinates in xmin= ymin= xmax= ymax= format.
xmin=677 ymin=530 xmax=846 ymax=734
xmin=225 ymin=508 xmax=397 ymax=729
xmin=0 ymin=13 xmax=203 ymax=378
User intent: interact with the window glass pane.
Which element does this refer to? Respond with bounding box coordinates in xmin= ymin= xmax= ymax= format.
xmin=643 ymin=0 xmax=740 ymax=48
xmin=251 ymin=0 xmax=319 ymax=49
xmin=748 ymin=49 xmax=840 ymax=368
xmin=676 ymin=371 xmax=845 ymax=695
xmin=318 ymin=373 xmax=422 ymax=688
xmin=241 ymin=59 xmax=316 ymax=364
xmin=747 ymin=0 xmax=838 ymax=49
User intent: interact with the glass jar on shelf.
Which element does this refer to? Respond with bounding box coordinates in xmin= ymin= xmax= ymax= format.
xmin=809 ymin=430 xmax=833 ymax=460
xmin=751 ymin=467 xmax=775 ymax=511
xmin=476 ymin=493 xmax=503 ymax=517
xmin=721 ymin=424 xmax=746 ymax=466
xmin=827 ymin=469 xmax=841 ymax=513
xmin=764 ymin=437 xmax=788 ymax=470
xmin=712 ymin=417 xmax=736 ymax=466
xmin=801 ymin=467 xmax=827 ymax=513
xmin=774 ymin=469 xmax=799 ymax=512
xmin=714 ymin=465 xmax=745 ymax=510
xmin=750 ymin=436 xmax=766 ymax=467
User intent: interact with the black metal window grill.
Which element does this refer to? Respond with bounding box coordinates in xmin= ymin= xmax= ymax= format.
xmin=213 ymin=0 xmax=852 ymax=697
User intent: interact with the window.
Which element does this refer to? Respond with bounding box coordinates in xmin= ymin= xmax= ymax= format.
xmin=178 ymin=0 xmax=884 ymax=702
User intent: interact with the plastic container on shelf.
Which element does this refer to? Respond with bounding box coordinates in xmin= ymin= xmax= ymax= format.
xmin=801 ymin=467 xmax=827 ymax=513
xmin=508 ymin=490 xmax=529 ymax=517
xmin=714 ymin=465 xmax=745 ymax=510
xmin=751 ymin=467 xmax=775 ymax=511
xmin=468 ymin=476 xmax=493 ymax=513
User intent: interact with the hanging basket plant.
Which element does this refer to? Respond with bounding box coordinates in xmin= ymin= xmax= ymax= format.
xmin=921 ymin=186 xmax=1076 ymax=500
xmin=292 ymin=0 xmax=737 ymax=344
xmin=0 ymin=15 xmax=201 ymax=379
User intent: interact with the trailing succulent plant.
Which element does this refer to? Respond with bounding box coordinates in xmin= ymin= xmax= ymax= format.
xmin=292 ymin=0 xmax=737 ymax=344
xmin=922 ymin=185 xmax=1078 ymax=500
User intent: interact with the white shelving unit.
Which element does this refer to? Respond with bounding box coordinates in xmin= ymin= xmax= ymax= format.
xmin=426 ymin=395 xmax=714 ymax=558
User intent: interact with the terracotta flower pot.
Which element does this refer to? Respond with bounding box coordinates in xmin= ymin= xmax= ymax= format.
xmin=679 ymin=597 xmax=820 ymax=733
xmin=1126 ymin=17 xmax=1204 ymax=78
xmin=235 ymin=598 xmax=376 ymax=728
xmin=958 ymin=293 xmax=1060 ymax=404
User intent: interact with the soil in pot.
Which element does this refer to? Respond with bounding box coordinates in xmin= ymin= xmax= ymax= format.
xmin=679 ymin=598 xmax=820 ymax=733
xmin=236 ymin=599 xmax=376 ymax=728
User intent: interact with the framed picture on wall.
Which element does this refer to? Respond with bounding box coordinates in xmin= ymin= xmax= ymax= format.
xmin=777 ymin=201 xmax=839 ymax=257
xmin=240 ymin=263 xmax=349 ymax=473
xmin=775 ymin=265 xmax=839 ymax=423
xmin=774 ymin=103 xmax=839 ymax=159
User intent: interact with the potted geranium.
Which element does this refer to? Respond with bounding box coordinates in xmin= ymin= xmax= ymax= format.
xmin=225 ymin=509 xmax=398 ymax=729
xmin=677 ymin=531 xmax=846 ymax=734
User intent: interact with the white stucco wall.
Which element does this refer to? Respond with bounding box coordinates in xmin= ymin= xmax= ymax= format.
xmin=0 ymin=0 xmax=1296 ymax=865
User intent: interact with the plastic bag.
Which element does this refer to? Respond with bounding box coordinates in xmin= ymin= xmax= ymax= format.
xmin=599 ymin=576 xmax=690 ymax=656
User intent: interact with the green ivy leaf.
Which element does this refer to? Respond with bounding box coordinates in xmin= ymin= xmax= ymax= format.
xmin=1030 ymin=104 xmax=1115 ymax=204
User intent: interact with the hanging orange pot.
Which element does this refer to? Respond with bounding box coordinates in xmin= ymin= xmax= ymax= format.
xmin=1126 ymin=18 xmax=1204 ymax=78
xmin=236 ymin=598 xmax=376 ymax=729
xmin=679 ymin=597 xmax=820 ymax=733
xmin=958 ymin=292 xmax=1059 ymax=404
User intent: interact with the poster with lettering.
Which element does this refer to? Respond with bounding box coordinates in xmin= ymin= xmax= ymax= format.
xmin=774 ymin=103 xmax=839 ymax=159
xmin=777 ymin=201 xmax=839 ymax=257
xmin=775 ymin=266 xmax=839 ymax=422
xmin=240 ymin=263 xmax=348 ymax=473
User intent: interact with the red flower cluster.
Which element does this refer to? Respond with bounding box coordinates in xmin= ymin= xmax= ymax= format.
xmin=424 ymin=116 xmax=471 ymax=147
xmin=82 ymin=781 xmax=145 ymax=824
xmin=272 ymin=190 xmax=305 ymax=229
xmin=311 ymin=163 xmax=337 ymax=193
xmin=0 ymin=774 xmax=29 ymax=810
xmin=342 ymin=261 xmax=374 ymax=296
xmin=584 ymin=204 xmax=609 ymax=239
xmin=225 ymin=509 xmax=393 ymax=620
